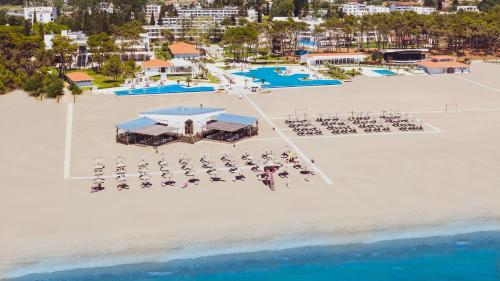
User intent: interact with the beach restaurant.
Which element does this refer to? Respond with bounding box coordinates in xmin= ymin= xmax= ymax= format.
xmin=116 ymin=106 xmax=258 ymax=145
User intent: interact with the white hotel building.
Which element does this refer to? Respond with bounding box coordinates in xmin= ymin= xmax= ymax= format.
xmin=340 ymin=3 xmax=390 ymax=16
xmin=24 ymin=6 xmax=57 ymax=23
xmin=176 ymin=7 xmax=239 ymax=18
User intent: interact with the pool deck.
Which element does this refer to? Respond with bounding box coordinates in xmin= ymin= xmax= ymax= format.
xmin=2 ymin=61 xmax=500 ymax=277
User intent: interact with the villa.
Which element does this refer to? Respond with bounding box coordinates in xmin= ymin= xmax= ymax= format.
xmin=66 ymin=72 xmax=94 ymax=88
xmin=300 ymin=53 xmax=368 ymax=66
xmin=417 ymin=55 xmax=470 ymax=74
xmin=169 ymin=42 xmax=201 ymax=60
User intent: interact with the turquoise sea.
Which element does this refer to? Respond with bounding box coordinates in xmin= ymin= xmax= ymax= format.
xmin=9 ymin=231 xmax=500 ymax=281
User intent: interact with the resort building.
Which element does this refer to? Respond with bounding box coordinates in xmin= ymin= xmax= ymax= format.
xmin=176 ymin=7 xmax=239 ymax=18
xmin=142 ymin=59 xmax=174 ymax=77
xmin=66 ymin=72 xmax=94 ymax=88
xmin=417 ymin=55 xmax=470 ymax=74
xmin=389 ymin=3 xmax=436 ymax=14
xmin=142 ymin=59 xmax=194 ymax=77
xmin=300 ymin=53 xmax=368 ymax=66
xmin=379 ymin=48 xmax=428 ymax=63
xmin=44 ymin=30 xmax=90 ymax=68
xmin=456 ymin=6 xmax=479 ymax=12
xmin=24 ymin=6 xmax=57 ymax=23
xmin=169 ymin=42 xmax=201 ymax=59
xmin=145 ymin=4 xmax=161 ymax=21
xmin=340 ymin=3 xmax=390 ymax=16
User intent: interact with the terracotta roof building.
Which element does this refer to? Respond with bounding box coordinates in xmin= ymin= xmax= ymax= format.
xmin=168 ymin=42 xmax=200 ymax=59
xmin=417 ymin=56 xmax=470 ymax=74
xmin=66 ymin=72 xmax=94 ymax=87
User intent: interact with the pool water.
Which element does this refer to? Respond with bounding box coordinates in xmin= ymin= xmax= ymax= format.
xmin=115 ymin=84 xmax=215 ymax=96
xmin=372 ymin=69 xmax=397 ymax=76
xmin=233 ymin=67 xmax=342 ymax=88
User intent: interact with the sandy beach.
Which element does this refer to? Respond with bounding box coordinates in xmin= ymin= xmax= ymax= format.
xmin=1 ymin=61 xmax=500 ymax=278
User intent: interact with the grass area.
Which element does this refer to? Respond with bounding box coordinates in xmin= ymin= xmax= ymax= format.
xmin=207 ymin=73 xmax=219 ymax=83
xmin=68 ymin=69 xmax=124 ymax=89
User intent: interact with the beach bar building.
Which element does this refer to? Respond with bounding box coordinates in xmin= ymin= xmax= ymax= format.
xmin=117 ymin=106 xmax=259 ymax=145
xmin=417 ymin=55 xmax=470 ymax=74
xmin=66 ymin=72 xmax=94 ymax=87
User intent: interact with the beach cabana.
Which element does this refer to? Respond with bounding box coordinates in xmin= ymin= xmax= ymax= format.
xmin=202 ymin=113 xmax=258 ymax=143
xmin=116 ymin=117 xmax=179 ymax=146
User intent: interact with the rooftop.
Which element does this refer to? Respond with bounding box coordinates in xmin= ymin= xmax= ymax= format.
xmin=142 ymin=59 xmax=173 ymax=68
xmin=169 ymin=42 xmax=200 ymax=55
xmin=66 ymin=72 xmax=94 ymax=82
xmin=116 ymin=117 xmax=157 ymax=131
xmin=142 ymin=106 xmax=224 ymax=116
xmin=417 ymin=60 xmax=468 ymax=68
xmin=214 ymin=113 xmax=258 ymax=126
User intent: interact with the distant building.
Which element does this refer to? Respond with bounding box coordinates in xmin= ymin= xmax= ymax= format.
xmin=169 ymin=42 xmax=201 ymax=59
xmin=44 ymin=30 xmax=89 ymax=68
xmin=417 ymin=55 xmax=470 ymax=74
xmin=340 ymin=3 xmax=390 ymax=16
xmin=66 ymin=72 xmax=94 ymax=88
xmin=300 ymin=53 xmax=368 ymax=66
xmin=24 ymin=6 xmax=57 ymax=23
xmin=389 ymin=3 xmax=436 ymax=14
xmin=457 ymin=6 xmax=479 ymax=12
xmin=145 ymin=4 xmax=161 ymax=22
xmin=176 ymin=7 xmax=239 ymax=18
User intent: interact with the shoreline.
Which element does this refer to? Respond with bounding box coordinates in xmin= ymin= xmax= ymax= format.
xmin=6 ymin=216 xmax=500 ymax=279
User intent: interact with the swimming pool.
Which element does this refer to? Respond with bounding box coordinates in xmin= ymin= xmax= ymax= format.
xmin=233 ymin=67 xmax=342 ymax=88
xmin=372 ymin=69 xmax=397 ymax=76
xmin=115 ymin=84 xmax=215 ymax=96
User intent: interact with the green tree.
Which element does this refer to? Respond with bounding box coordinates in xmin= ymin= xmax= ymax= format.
xmin=51 ymin=34 xmax=77 ymax=77
xmin=270 ymin=0 xmax=295 ymax=18
xmin=87 ymin=33 xmax=115 ymax=70
xmin=45 ymin=78 xmax=65 ymax=100
xmin=102 ymin=55 xmax=122 ymax=81
xmin=69 ymin=82 xmax=82 ymax=103
xmin=121 ymin=60 xmax=139 ymax=79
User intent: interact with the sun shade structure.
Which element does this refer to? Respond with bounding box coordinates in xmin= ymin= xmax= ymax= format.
xmin=205 ymin=121 xmax=247 ymax=132
xmin=116 ymin=117 xmax=157 ymax=132
xmin=132 ymin=124 xmax=177 ymax=136
xmin=214 ymin=113 xmax=258 ymax=126
xmin=115 ymin=117 xmax=179 ymax=146
xmin=202 ymin=113 xmax=259 ymax=143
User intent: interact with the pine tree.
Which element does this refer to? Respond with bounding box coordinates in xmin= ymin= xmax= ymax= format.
xmin=149 ymin=13 xmax=156 ymax=25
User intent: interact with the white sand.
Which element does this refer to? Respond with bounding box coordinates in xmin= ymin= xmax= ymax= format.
xmin=1 ymin=62 xmax=500 ymax=278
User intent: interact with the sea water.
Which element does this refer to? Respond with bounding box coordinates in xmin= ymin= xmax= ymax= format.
xmin=10 ymin=231 xmax=500 ymax=281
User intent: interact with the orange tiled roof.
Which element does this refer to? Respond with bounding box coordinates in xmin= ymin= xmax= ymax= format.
xmin=430 ymin=55 xmax=456 ymax=60
xmin=168 ymin=42 xmax=200 ymax=55
xmin=142 ymin=59 xmax=173 ymax=68
xmin=417 ymin=60 xmax=468 ymax=68
xmin=66 ymin=72 xmax=93 ymax=82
